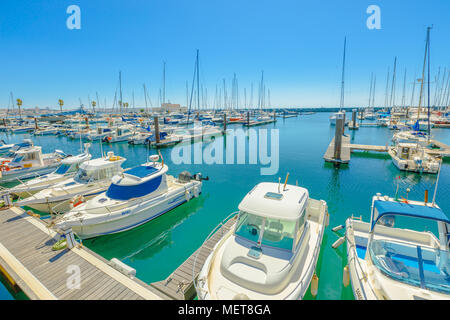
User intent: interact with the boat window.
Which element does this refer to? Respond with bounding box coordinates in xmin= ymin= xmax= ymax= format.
xmin=261 ymin=218 xmax=296 ymax=251
xmin=55 ymin=164 xmax=71 ymax=175
xmin=369 ymin=239 xmax=450 ymax=295
xmin=74 ymin=169 xmax=95 ymax=183
xmin=235 ymin=212 xmax=264 ymax=244
xmin=11 ymin=155 xmax=24 ymax=163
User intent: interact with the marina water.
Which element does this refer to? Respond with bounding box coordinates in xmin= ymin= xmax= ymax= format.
xmin=1 ymin=112 xmax=449 ymax=300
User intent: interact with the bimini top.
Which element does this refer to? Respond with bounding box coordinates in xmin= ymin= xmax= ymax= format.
xmin=106 ymin=164 xmax=168 ymax=201
xmin=372 ymin=200 xmax=450 ymax=230
xmin=238 ymin=182 xmax=309 ymax=221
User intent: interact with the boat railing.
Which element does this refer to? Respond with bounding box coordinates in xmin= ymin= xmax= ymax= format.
xmin=193 ymin=211 xmax=239 ymax=299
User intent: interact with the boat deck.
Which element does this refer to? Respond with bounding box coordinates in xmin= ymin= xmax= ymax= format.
xmin=0 ymin=206 xmax=168 ymax=300
xmin=150 ymin=216 xmax=237 ymax=300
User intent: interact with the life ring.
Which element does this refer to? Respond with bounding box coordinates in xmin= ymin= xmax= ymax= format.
xmin=70 ymin=195 xmax=85 ymax=209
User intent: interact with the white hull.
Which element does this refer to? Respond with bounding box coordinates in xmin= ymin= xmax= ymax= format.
xmin=63 ymin=180 xmax=201 ymax=239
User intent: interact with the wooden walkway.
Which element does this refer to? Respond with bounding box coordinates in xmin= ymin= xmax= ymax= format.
xmin=323 ymin=135 xmax=351 ymax=163
xmin=0 ymin=206 xmax=168 ymax=300
xmin=150 ymin=216 xmax=237 ymax=300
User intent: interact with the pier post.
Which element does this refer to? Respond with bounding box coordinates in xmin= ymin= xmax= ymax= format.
xmin=223 ymin=113 xmax=227 ymax=131
xmin=334 ymin=112 xmax=345 ymax=161
xmin=154 ymin=116 xmax=160 ymax=144
xmin=273 ymin=110 xmax=276 ymax=120
xmin=34 ymin=117 xmax=38 ymax=130
xmin=247 ymin=112 xmax=250 ymax=126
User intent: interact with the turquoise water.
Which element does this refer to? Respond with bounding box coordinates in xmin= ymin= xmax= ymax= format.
xmin=0 ymin=112 xmax=449 ymax=300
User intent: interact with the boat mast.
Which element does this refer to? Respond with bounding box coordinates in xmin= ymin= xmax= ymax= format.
xmin=426 ymin=26 xmax=432 ymax=139
xmin=119 ymin=71 xmax=123 ymax=115
xmin=390 ymin=56 xmax=397 ymax=109
xmin=339 ymin=37 xmax=346 ymax=111
xmin=417 ymin=28 xmax=428 ymax=119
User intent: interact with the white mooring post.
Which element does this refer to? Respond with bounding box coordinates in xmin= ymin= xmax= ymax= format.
xmin=62 ymin=227 xmax=76 ymax=249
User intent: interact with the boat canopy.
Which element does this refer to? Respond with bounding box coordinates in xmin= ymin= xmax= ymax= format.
xmin=106 ymin=165 xmax=164 ymax=201
xmin=371 ymin=200 xmax=450 ymax=231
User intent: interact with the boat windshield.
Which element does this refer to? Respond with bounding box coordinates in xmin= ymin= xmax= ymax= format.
xmin=369 ymin=239 xmax=450 ymax=294
xmin=55 ymin=163 xmax=71 ymax=175
xmin=235 ymin=212 xmax=296 ymax=251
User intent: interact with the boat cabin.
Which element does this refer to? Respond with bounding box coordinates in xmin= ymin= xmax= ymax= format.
xmin=74 ymin=152 xmax=125 ymax=183
xmin=9 ymin=146 xmax=45 ymax=168
xmin=234 ymin=182 xmax=309 ymax=253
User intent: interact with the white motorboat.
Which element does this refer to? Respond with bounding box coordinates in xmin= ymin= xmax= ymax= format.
xmin=0 ymin=146 xmax=67 ymax=183
xmin=344 ymin=193 xmax=449 ymax=299
xmin=10 ymin=144 xmax=92 ymax=199
xmin=15 ymin=152 xmax=126 ymax=213
xmin=388 ymin=142 xmax=440 ymax=174
xmin=128 ymin=131 xmax=153 ymax=145
xmin=55 ymin=155 xmax=204 ymax=239
xmin=196 ymin=181 xmax=328 ymax=300
xmin=102 ymin=126 xmax=135 ymax=143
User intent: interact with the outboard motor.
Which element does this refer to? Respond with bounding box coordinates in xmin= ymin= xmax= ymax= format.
xmin=177 ymin=171 xmax=209 ymax=183
xmin=177 ymin=171 xmax=193 ymax=183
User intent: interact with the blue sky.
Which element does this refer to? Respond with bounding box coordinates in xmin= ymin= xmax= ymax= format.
xmin=0 ymin=0 xmax=449 ymax=109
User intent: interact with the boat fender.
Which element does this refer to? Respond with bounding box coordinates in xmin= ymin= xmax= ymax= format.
xmin=110 ymin=258 xmax=136 ymax=278
xmin=310 ymin=274 xmax=319 ymax=297
xmin=343 ymin=265 xmax=350 ymax=287
xmin=185 ymin=189 xmax=190 ymax=202
xmin=332 ymin=225 xmax=344 ymax=232
xmin=332 ymin=236 xmax=345 ymax=249
xmin=193 ymin=186 xmax=199 ymax=198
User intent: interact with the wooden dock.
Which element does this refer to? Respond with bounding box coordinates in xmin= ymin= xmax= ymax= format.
xmin=0 ymin=206 xmax=168 ymax=300
xmin=150 ymin=216 xmax=237 ymax=300
xmin=323 ymin=135 xmax=351 ymax=163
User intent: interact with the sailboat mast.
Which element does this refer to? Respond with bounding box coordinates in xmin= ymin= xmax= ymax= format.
xmin=427 ymin=26 xmax=431 ymax=138
xmin=339 ymin=37 xmax=346 ymax=111
xmin=119 ymin=71 xmax=123 ymax=115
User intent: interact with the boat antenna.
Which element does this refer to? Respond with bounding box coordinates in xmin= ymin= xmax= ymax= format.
xmin=432 ymin=159 xmax=442 ymax=206
xmin=283 ymin=172 xmax=290 ymax=191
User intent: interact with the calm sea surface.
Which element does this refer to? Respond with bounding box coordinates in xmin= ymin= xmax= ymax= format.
xmin=1 ymin=112 xmax=449 ymax=300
